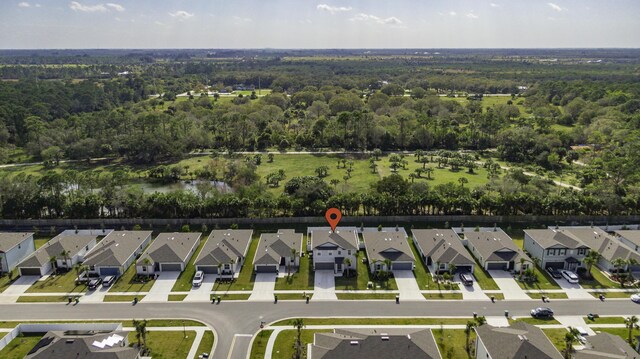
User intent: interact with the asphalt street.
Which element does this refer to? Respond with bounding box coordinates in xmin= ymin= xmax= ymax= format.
xmin=2 ymin=299 xmax=640 ymax=359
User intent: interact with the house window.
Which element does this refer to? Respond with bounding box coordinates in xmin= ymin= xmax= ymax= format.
xmin=317 ymin=252 xmax=321 ymax=256
xmin=142 ymin=266 xmax=147 ymax=272
xmin=578 ymin=248 xmax=586 ymax=255
xmin=329 ymin=252 xmax=332 ymax=256
xmin=338 ymin=251 xmax=341 ymax=255
xmin=347 ymin=250 xmax=351 ymax=255
xmin=85 ymin=245 xmax=89 ymax=251
xmin=559 ymin=249 xmax=566 ymax=256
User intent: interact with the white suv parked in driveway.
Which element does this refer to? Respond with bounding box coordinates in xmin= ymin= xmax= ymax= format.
xmin=561 ymin=270 xmax=579 ymax=284
xmin=192 ymin=271 xmax=204 ymax=287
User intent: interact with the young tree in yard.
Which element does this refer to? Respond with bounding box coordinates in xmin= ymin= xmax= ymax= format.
xmin=288 ymin=248 xmax=297 ymax=277
xmin=465 ymin=320 xmax=476 ymax=353
xmin=133 ymin=319 xmax=148 ymax=352
xmin=292 ymin=318 xmax=305 ymax=359
xmin=583 ymin=251 xmax=601 ymax=279
xmin=612 ymin=258 xmax=629 ymax=287
xmin=60 ymin=250 xmax=71 ymax=269
xmin=564 ymin=327 xmax=580 ymax=359
xmin=372 ymin=148 xmax=382 ymax=160
xmin=448 ymin=263 xmax=457 ymax=275
xmin=625 ymin=315 xmax=638 ymax=345
xmin=49 ymin=255 xmax=57 ymax=274
xmin=344 ymin=257 xmax=352 ymax=277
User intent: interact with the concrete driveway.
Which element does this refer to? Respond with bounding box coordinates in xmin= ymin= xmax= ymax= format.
xmin=313 ymin=270 xmax=337 ymax=300
xmin=488 ymin=270 xmax=530 ymax=300
xmin=458 ymin=280 xmax=489 ymax=300
xmin=143 ymin=272 xmax=181 ymax=302
xmin=392 ymin=270 xmax=424 ymax=301
xmin=249 ymin=273 xmax=276 ymax=301
xmin=185 ymin=274 xmax=217 ymax=302
xmin=83 ymin=285 xmax=111 ymax=303
xmin=552 ymin=276 xmax=594 ymax=299
xmin=0 ymin=276 xmax=39 ymax=303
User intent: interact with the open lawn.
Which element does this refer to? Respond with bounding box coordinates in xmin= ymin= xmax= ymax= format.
xmin=209 ymin=237 xmax=259 ymax=292
xmin=408 ymin=238 xmax=431 ymax=289
xmin=0 ymin=270 xmax=18 ymax=293
xmin=0 ymin=319 xmax=205 ymax=328
xmin=17 ymin=295 xmax=69 ymax=302
xmin=104 ymin=295 xmax=145 ymax=302
xmin=210 ymin=293 xmax=251 ymax=301
xmin=168 ymin=294 xmax=186 ymax=301
xmin=423 ymin=292 xmax=463 ymax=300
xmin=336 ymin=293 xmax=397 ymax=300
xmin=25 ymin=270 xmax=86 ymax=293
xmin=543 ymin=328 xmax=575 ymax=353
xmin=469 ymin=256 xmax=499 ymax=290
xmin=334 ymin=250 xmax=397 ymax=290
xmin=275 ymin=254 xmax=314 ymax=290
xmin=196 ymin=331 xmax=215 ymax=357
xmin=527 ymin=292 xmax=568 ymax=299
xmin=272 ymin=317 xmax=471 ymax=326
xmin=580 ymin=268 xmax=622 ymax=289
xmin=128 ymin=331 xmax=195 ymax=359
xmin=34 ymin=237 xmax=50 ymax=249
xmin=594 ymin=327 xmax=640 ymax=347
xmin=510 ymin=317 xmax=560 ymax=325
xmin=249 ymin=330 xmax=273 ymax=359
xmin=272 ymin=329 xmax=332 ymax=359
xmin=517 ymin=265 xmax=561 ymax=291
xmin=434 ymin=329 xmax=472 ymax=359
xmin=0 ymin=333 xmax=43 ymax=359
xmin=109 ymin=265 xmax=155 ymax=292
xmin=589 ymin=291 xmax=635 ymax=299
xmin=171 ymin=237 xmax=206 ymax=292
xmin=584 ymin=316 xmax=625 ymax=324
xmin=276 ymin=293 xmax=311 ymax=300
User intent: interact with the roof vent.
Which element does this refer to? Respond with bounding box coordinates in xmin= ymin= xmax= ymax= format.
xmin=66 ymin=339 xmax=75 ymax=344
xmin=350 ymin=341 xmax=359 ymax=345
xmin=381 ymin=336 xmax=390 ymax=341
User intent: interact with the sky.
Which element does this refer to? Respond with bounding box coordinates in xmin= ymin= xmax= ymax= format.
xmin=1 ymin=0 xmax=639 ymax=49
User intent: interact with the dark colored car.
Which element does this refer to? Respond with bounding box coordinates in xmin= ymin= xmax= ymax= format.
xmin=87 ymin=278 xmax=103 ymax=290
xmin=546 ymin=267 xmax=562 ymax=279
xmin=530 ymin=307 xmax=554 ymax=319
xmin=459 ymin=272 xmax=474 ymax=286
xmin=102 ymin=275 xmax=116 ymax=287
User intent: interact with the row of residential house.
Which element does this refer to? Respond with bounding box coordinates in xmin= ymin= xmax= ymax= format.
xmin=3 ymin=225 xmax=640 ymax=281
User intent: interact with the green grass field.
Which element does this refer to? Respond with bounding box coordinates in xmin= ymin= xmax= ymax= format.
xmin=434 ymin=329 xmax=472 ymax=359
xmin=249 ymin=330 xmax=272 ymax=359
xmin=579 ymin=268 xmax=622 ymax=289
xmin=272 ymin=329 xmax=332 ymax=359
xmin=517 ymin=265 xmax=561 ymax=291
xmin=128 ymin=331 xmax=195 ymax=359
xmin=408 ymin=238 xmax=431 ymax=289
xmin=334 ymin=250 xmax=397 ymax=290
xmin=423 ymin=292 xmax=463 ymax=300
xmin=272 ymin=317 xmax=471 ymax=326
xmin=168 ymin=294 xmax=187 ymax=301
xmin=0 ymin=270 xmax=18 ymax=293
xmin=336 ymin=293 xmax=397 ymax=300
xmin=274 ymin=253 xmax=314 ymax=290
xmin=542 ymin=328 xmax=575 ymax=353
xmin=589 ymin=291 xmax=635 ymax=299
xmin=469 ymin=257 xmax=499 ymax=290
xmin=0 ymin=333 xmax=43 ymax=359
xmin=171 ymin=238 xmax=207 ymax=292
xmin=527 ymin=292 xmax=568 ymax=299
xmin=584 ymin=316 xmax=624 ymax=324
xmin=196 ymin=331 xmax=215 ymax=357
xmin=109 ymin=265 xmax=156 ymax=293
xmin=103 ymin=295 xmax=145 ymax=302
xmin=17 ymin=295 xmax=68 ymax=302
xmin=510 ymin=317 xmax=560 ymax=325
xmin=25 ymin=270 xmax=86 ymax=293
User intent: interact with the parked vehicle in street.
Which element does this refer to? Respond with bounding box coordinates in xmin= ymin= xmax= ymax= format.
xmin=193 ymin=271 xmax=204 ymax=287
xmin=631 ymin=294 xmax=640 ymax=303
xmin=561 ymin=270 xmax=579 ymax=284
xmin=530 ymin=307 xmax=554 ymax=319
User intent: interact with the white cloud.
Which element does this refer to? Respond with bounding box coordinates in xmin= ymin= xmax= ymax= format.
xmin=169 ymin=10 xmax=194 ymax=20
xmin=466 ymin=13 xmax=479 ymax=19
xmin=69 ymin=1 xmax=107 ymax=12
xmin=105 ymin=3 xmax=124 ymax=12
xmin=449 ymin=11 xmax=457 ymax=16
xmin=317 ymin=4 xmax=352 ymax=14
xmin=350 ymin=13 xmax=402 ymax=25
xmin=18 ymin=2 xmax=31 ymax=7
xmin=548 ymin=2 xmax=563 ymax=12
xmin=490 ymin=3 xmax=499 ymax=7
xmin=232 ymin=16 xmax=252 ymax=23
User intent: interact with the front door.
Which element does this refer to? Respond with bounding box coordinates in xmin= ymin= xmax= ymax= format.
xmin=337 ymin=263 xmax=342 ymax=272
xmin=566 ymin=262 xmax=578 ymax=271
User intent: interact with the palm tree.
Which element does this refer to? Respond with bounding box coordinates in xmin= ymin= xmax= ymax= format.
xmin=292 ymin=318 xmax=305 ymax=359
xmin=583 ymin=251 xmax=601 ymax=279
xmin=133 ymin=319 xmax=148 ymax=351
xmin=344 ymin=258 xmax=352 ymax=277
xmin=60 ymin=250 xmax=71 ymax=269
xmin=448 ymin=263 xmax=457 ymax=275
xmin=288 ymin=248 xmax=298 ymax=277
xmin=564 ymin=326 xmax=580 ymax=359
xmin=625 ymin=315 xmax=638 ymax=345
xmin=612 ymin=258 xmax=629 ymax=287
xmin=425 ymin=167 xmax=434 ymax=180
xmin=465 ymin=320 xmax=476 ymax=353
xmin=458 ymin=177 xmax=468 ymax=188
xmin=49 ymin=255 xmax=57 ymax=274
xmin=435 ymin=261 xmax=441 ymax=291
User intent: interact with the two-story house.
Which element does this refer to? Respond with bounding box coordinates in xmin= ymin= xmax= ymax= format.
xmin=310 ymin=229 xmax=358 ymax=275
xmin=560 ymin=227 xmax=640 ymax=272
xmin=524 ymin=229 xmax=590 ymax=271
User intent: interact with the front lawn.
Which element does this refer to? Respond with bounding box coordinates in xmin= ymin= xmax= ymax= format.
xmin=168 ymin=294 xmax=186 ymax=301
xmin=276 ymin=293 xmax=311 ymax=300
xmin=466 ymin=252 xmax=499 ymax=290
xmin=408 ymin=238 xmax=431 ymax=289
xmin=210 ymin=293 xmax=251 ymax=301
xmin=249 ymin=330 xmax=272 ymax=359
xmin=103 ymin=295 xmax=145 ymax=302
xmin=433 ymin=329 xmax=471 ymax=359
xmin=0 ymin=333 xmax=43 ymax=359
xmin=25 ymin=270 xmax=86 ymax=293
xmin=0 ymin=270 xmax=18 ymax=293
xmin=274 ymin=254 xmax=314 ymax=290
xmin=336 ymin=293 xmax=397 ymax=300
xmin=584 ymin=316 xmax=624 ymax=324
xmin=423 ymin=292 xmax=463 ymax=300
xmin=109 ymin=265 xmax=156 ymax=292
xmin=210 ymin=236 xmax=259 ymax=292
xmin=128 ymin=331 xmax=195 ymax=359
xmin=171 ymin=238 xmax=206 ymax=292
xmin=195 ymin=330 xmax=214 ymax=357
xmin=579 ymin=268 xmax=621 ymax=289
xmin=527 ymin=292 xmax=568 ymax=299
xmin=272 ymin=329 xmax=331 ymax=359
xmin=17 ymin=295 xmax=68 ymax=302
xmin=334 ymin=250 xmax=397 ymax=290
xmin=517 ymin=265 xmax=561 ymax=290
xmin=589 ymin=291 xmax=635 ymax=299
xmin=543 ymin=328 xmax=576 ymax=353
xmin=510 ymin=317 xmax=560 ymax=325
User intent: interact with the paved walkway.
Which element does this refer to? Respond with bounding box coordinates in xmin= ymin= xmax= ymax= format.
xmin=143 ymin=272 xmax=180 ymax=302
xmin=458 ymin=281 xmax=489 ymax=300
xmin=185 ymin=275 xmax=217 ymax=302
xmin=249 ymin=273 xmax=276 ymax=301
xmin=83 ymin=286 xmax=111 ymax=303
xmin=392 ymin=270 xmax=424 ymax=301
xmin=313 ymin=270 xmax=337 ymax=301
xmin=556 ymin=316 xmax=596 ymax=335
xmin=488 ymin=270 xmax=529 ymax=300
xmin=552 ymin=277 xmax=594 ymax=299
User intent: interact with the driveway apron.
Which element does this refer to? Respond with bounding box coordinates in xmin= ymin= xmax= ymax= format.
xmin=249 ymin=273 xmax=277 ymax=301
xmin=143 ymin=271 xmax=181 ymax=302
xmin=488 ymin=270 xmax=529 ymax=300
xmin=392 ymin=270 xmax=424 ymax=301
xmin=313 ymin=270 xmax=337 ymax=301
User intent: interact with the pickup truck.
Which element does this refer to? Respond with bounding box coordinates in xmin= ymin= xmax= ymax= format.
xmin=75 ymin=271 xmax=100 ymax=285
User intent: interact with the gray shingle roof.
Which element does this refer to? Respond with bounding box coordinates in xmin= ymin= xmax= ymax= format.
xmin=465 ymin=230 xmax=530 ymax=263
xmin=563 ymin=227 xmax=640 ymax=263
xmin=363 ymin=231 xmax=415 ymax=264
xmin=311 ymin=229 xmax=358 ymax=251
xmin=475 ymin=322 xmax=563 ymax=359
xmin=83 ymin=231 xmax=151 ymax=268
xmin=18 ymin=234 xmax=96 ymax=268
xmin=253 ymin=231 xmax=302 ymax=266
xmin=25 ymin=330 xmax=139 ymax=359
xmin=615 ymin=230 xmax=640 ymax=248
xmin=525 ymin=229 xmax=589 ymax=249
xmin=311 ymin=328 xmax=442 ymax=359
xmin=0 ymin=232 xmax=33 ymax=253
xmin=136 ymin=232 xmax=201 ymax=266
xmin=574 ymin=332 xmax=638 ymax=358
xmin=194 ymin=229 xmax=253 ymax=267
xmin=412 ymin=229 xmax=475 ymax=267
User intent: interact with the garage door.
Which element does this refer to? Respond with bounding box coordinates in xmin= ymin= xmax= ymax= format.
xmin=160 ymin=263 xmax=182 ymax=272
xmin=455 ymin=266 xmax=472 ymax=273
xmin=255 ymin=265 xmax=278 ymax=273
xmin=392 ymin=262 xmax=413 ymax=270
xmin=545 ymin=262 xmax=564 ymax=270
xmin=99 ymin=267 xmax=120 ymax=276
xmin=198 ymin=266 xmax=218 ymax=274
xmin=315 ymin=262 xmax=334 ymax=270
xmin=487 ymin=262 xmax=507 ymax=270
xmin=19 ymin=267 xmax=42 ymax=276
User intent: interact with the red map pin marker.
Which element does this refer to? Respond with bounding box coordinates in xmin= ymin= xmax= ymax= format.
xmin=325 ymin=208 xmax=342 ymax=232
